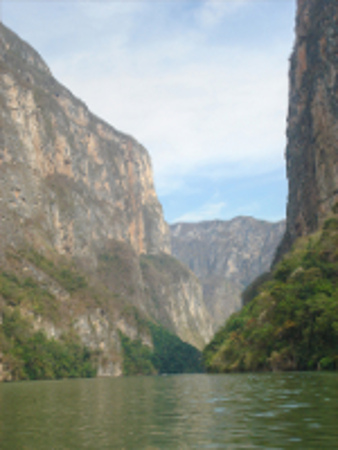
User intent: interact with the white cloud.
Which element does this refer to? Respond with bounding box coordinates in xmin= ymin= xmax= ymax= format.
xmin=174 ymin=201 xmax=228 ymax=223
xmin=78 ymin=0 xmax=146 ymax=21
xmin=52 ymin=42 xmax=288 ymax=196
xmin=196 ymin=0 xmax=254 ymax=27
xmin=23 ymin=0 xmax=292 ymax=202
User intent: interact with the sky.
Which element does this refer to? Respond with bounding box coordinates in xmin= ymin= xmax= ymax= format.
xmin=2 ymin=0 xmax=296 ymax=224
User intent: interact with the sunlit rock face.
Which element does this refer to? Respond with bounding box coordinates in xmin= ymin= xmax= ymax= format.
xmin=171 ymin=217 xmax=285 ymax=331
xmin=0 ymin=23 xmax=170 ymax=263
xmin=276 ymin=0 xmax=338 ymax=260
xmin=0 ymin=23 xmax=213 ymax=362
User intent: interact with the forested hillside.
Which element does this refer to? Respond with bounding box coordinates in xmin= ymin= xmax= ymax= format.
xmin=204 ymin=211 xmax=338 ymax=372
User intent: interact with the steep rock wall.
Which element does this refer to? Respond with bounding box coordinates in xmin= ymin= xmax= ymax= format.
xmin=0 ymin=24 xmax=170 ymax=263
xmin=277 ymin=0 xmax=338 ymax=259
xmin=0 ymin=23 xmax=213 ymax=372
xmin=140 ymin=253 xmax=213 ymax=348
xmin=171 ymin=217 xmax=285 ymax=331
xmin=92 ymin=241 xmax=213 ymax=349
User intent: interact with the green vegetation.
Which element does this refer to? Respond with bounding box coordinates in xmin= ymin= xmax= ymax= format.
xmin=119 ymin=331 xmax=156 ymax=376
xmin=21 ymin=248 xmax=87 ymax=293
xmin=148 ymin=322 xmax=203 ymax=374
xmin=241 ymin=271 xmax=272 ymax=306
xmin=98 ymin=241 xmax=139 ymax=298
xmin=0 ymin=308 xmax=97 ymax=380
xmin=0 ymin=247 xmax=204 ymax=380
xmin=120 ymin=322 xmax=203 ymax=376
xmin=204 ymin=214 xmax=338 ymax=372
xmin=140 ymin=253 xmax=191 ymax=283
xmin=0 ymin=250 xmax=97 ymax=381
xmin=0 ymin=271 xmax=59 ymax=321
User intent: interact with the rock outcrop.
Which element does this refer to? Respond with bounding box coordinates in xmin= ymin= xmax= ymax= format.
xmin=171 ymin=217 xmax=285 ymax=331
xmin=276 ymin=0 xmax=338 ymax=260
xmin=0 ymin=23 xmax=213 ymax=379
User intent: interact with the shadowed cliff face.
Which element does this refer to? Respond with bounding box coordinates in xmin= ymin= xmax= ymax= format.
xmin=202 ymin=1 xmax=338 ymax=373
xmin=171 ymin=217 xmax=285 ymax=331
xmin=0 ymin=24 xmax=170 ymax=261
xmin=276 ymin=0 xmax=338 ymax=260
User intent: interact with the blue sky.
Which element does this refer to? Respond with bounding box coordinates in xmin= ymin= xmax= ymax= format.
xmin=3 ymin=0 xmax=296 ymax=224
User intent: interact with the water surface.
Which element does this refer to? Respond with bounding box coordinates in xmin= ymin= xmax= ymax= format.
xmin=0 ymin=372 xmax=337 ymax=449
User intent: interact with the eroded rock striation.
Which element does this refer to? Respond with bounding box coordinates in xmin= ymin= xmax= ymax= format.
xmin=171 ymin=217 xmax=285 ymax=331
xmin=276 ymin=0 xmax=338 ymax=260
xmin=0 ymin=24 xmax=213 ymax=379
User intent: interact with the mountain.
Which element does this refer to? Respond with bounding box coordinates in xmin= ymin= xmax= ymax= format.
xmin=0 ymin=24 xmax=169 ymax=261
xmin=171 ymin=217 xmax=285 ymax=331
xmin=0 ymin=24 xmax=213 ymax=380
xmin=275 ymin=0 xmax=338 ymax=261
xmin=203 ymin=0 xmax=338 ymax=372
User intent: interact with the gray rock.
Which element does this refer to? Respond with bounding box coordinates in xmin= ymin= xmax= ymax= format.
xmin=171 ymin=217 xmax=285 ymax=330
xmin=276 ymin=0 xmax=338 ymax=261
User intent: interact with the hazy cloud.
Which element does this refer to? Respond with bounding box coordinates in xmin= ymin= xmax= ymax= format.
xmin=174 ymin=201 xmax=228 ymax=223
xmin=52 ymin=41 xmax=288 ymax=196
xmin=196 ymin=0 xmax=254 ymax=27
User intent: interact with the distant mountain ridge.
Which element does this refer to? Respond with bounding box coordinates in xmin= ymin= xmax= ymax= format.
xmin=170 ymin=217 xmax=285 ymax=330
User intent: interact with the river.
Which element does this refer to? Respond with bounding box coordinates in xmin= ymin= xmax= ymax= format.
xmin=0 ymin=372 xmax=337 ymax=449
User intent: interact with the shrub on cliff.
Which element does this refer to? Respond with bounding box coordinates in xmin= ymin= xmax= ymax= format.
xmin=0 ymin=308 xmax=97 ymax=380
xmin=203 ymin=215 xmax=338 ymax=372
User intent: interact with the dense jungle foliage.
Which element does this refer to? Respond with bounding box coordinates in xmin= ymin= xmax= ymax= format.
xmin=0 ymin=308 xmax=97 ymax=380
xmin=203 ymin=214 xmax=338 ymax=372
xmin=0 ymin=246 xmax=203 ymax=381
xmin=120 ymin=322 xmax=203 ymax=375
xmin=0 ymin=249 xmax=98 ymax=380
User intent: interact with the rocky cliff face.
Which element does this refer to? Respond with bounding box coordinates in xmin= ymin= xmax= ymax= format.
xmin=170 ymin=217 xmax=285 ymax=330
xmin=0 ymin=23 xmax=213 ymax=380
xmin=276 ymin=0 xmax=338 ymax=260
xmin=0 ymin=24 xmax=170 ymax=261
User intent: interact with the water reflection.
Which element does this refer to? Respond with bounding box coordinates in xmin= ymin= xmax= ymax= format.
xmin=0 ymin=373 xmax=337 ymax=449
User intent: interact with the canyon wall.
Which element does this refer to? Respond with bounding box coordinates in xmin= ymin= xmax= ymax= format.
xmin=203 ymin=0 xmax=338 ymax=374
xmin=171 ymin=217 xmax=285 ymax=330
xmin=276 ymin=0 xmax=338 ymax=260
xmin=0 ymin=24 xmax=170 ymax=262
xmin=0 ymin=23 xmax=213 ymax=380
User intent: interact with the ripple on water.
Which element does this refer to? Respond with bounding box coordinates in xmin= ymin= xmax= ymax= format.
xmin=0 ymin=373 xmax=337 ymax=449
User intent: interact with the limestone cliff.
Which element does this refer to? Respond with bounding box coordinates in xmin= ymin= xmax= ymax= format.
xmin=0 ymin=23 xmax=213 ymax=379
xmin=0 ymin=24 xmax=169 ymax=260
xmin=171 ymin=217 xmax=285 ymax=331
xmin=140 ymin=253 xmax=213 ymax=349
xmin=276 ymin=0 xmax=338 ymax=260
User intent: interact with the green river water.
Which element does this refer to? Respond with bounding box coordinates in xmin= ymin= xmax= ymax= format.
xmin=0 ymin=372 xmax=337 ymax=449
